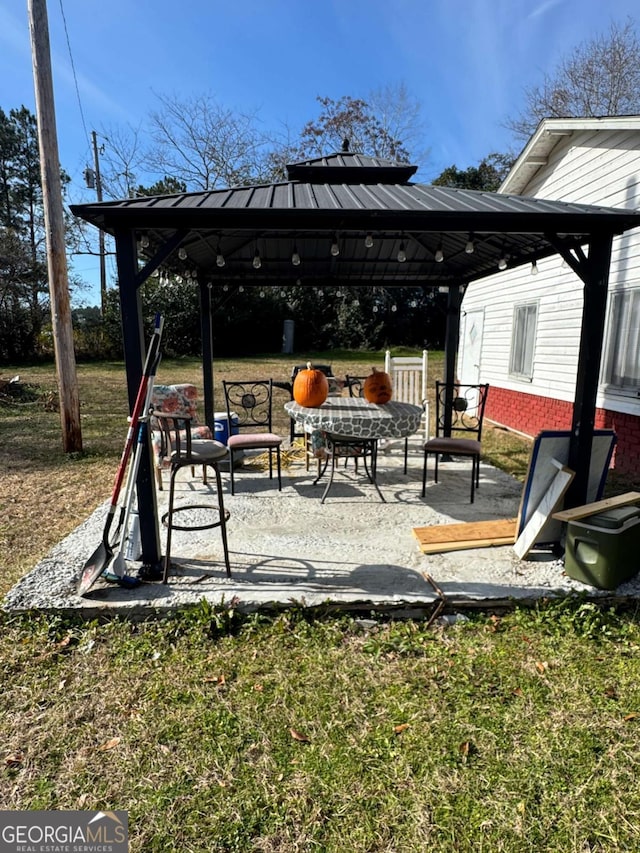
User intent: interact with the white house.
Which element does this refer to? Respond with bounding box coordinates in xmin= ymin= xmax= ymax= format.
xmin=458 ymin=116 xmax=640 ymax=477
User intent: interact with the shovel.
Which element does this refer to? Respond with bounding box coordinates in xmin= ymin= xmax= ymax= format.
xmin=104 ymin=405 xmax=154 ymax=582
xmin=77 ymin=315 xmax=164 ymax=596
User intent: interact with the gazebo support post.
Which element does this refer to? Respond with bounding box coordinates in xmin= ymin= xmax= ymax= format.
xmin=565 ymin=233 xmax=613 ymax=508
xmin=442 ymin=284 xmax=464 ymax=436
xmin=199 ymin=279 xmax=215 ymax=428
xmin=114 ymin=228 xmax=162 ymax=571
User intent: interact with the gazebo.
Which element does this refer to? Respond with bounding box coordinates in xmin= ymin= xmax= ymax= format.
xmin=71 ymin=146 xmax=640 ymax=572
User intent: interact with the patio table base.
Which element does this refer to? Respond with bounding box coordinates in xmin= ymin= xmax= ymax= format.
xmin=313 ymin=436 xmax=384 ymax=503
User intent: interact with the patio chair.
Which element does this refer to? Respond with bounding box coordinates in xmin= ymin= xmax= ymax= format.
xmin=291 ymin=363 xmax=334 ymax=383
xmin=151 ymin=412 xmax=231 ymax=583
xmin=384 ymin=350 xmax=429 ymax=473
xmin=421 ymin=382 xmax=489 ymax=503
xmin=345 ymin=375 xmax=367 ymax=397
xmin=222 ymin=379 xmax=283 ymax=495
xmin=150 ymin=384 xmax=213 ymax=490
xmin=288 ymin=363 xmax=335 ymax=449
xmin=288 ymin=363 xmax=336 ymax=471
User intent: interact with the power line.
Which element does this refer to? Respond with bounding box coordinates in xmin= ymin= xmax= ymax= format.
xmin=57 ymin=0 xmax=91 ymax=156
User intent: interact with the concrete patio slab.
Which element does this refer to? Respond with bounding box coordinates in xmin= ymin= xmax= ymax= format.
xmin=4 ymin=444 xmax=639 ymax=619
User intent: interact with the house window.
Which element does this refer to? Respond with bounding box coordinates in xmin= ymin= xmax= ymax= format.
xmin=509 ymin=302 xmax=538 ymax=380
xmin=603 ymin=288 xmax=640 ymax=392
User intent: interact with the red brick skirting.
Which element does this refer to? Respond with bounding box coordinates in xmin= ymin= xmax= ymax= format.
xmin=485 ymin=386 xmax=640 ymax=476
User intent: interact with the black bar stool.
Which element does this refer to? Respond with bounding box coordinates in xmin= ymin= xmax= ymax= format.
xmin=153 ymin=412 xmax=231 ymax=582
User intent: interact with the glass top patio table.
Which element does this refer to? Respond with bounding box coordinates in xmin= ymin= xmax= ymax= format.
xmin=284 ymin=396 xmax=423 ymax=439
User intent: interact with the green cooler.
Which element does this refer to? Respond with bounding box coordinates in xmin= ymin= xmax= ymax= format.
xmin=565 ymin=506 xmax=640 ymax=589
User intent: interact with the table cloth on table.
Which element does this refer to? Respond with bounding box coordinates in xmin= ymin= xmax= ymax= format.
xmin=284 ymin=397 xmax=423 ymax=501
xmin=284 ymin=397 xmax=423 ymax=440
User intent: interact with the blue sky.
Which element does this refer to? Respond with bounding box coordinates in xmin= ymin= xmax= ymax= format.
xmin=1 ymin=0 xmax=638 ymax=304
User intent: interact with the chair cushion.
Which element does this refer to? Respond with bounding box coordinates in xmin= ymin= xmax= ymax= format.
xmin=151 ymin=424 xmax=213 ymax=469
xmin=227 ymin=432 xmax=282 ymax=450
xmin=171 ymin=439 xmax=228 ymax=463
xmin=150 ymin=384 xmax=200 ymax=425
xmin=424 ymin=437 xmax=481 ymax=455
xmin=150 ymin=383 xmax=210 ymax=469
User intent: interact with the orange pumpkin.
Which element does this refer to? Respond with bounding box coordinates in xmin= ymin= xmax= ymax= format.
xmin=363 ymin=367 xmax=392 ymax=404
xmin=293 ymin=362 xmax=329 ymax=407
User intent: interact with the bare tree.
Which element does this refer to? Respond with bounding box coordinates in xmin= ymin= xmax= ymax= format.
xmin=507 ymin=19 xmax=640 ymax=140
xmin=145 ymin=92 xmax=269 ymax=190
xmin=367 ymin=82 xmax=430 ymax=165
xmin=263 ymin=84 xmax=429 ymax=184
xmin=98 ymin=124 xmax=148 ymax=199
xmin=293 ymin=87 xmax=424 ymax=163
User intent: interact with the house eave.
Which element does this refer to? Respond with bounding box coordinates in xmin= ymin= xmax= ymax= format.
xmin=500 ymin=115 xmax=640 ymax=196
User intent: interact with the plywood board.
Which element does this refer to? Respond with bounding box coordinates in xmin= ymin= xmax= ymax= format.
xmin=413 ymin=518 xmax=517 ymax=554
xmin=517 ymin=430 xmax=616 ymax=544
xmin=513 ymin=462 xmax=575 ymax=560
xmin=552 ymin=491 xmax=640 ymax=523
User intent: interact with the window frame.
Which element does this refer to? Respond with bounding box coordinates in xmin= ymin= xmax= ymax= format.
xmin=602 ymin=286 xmax=640 ymax=396
xmin=508 ymin=300 xmax=538 ymax=381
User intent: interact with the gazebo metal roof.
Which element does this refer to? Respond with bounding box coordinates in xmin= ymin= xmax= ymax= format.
xmin=73 ymin=149 xmax=640 ymax=287
xmin=71 ymin=146 xmax=640 ymax=573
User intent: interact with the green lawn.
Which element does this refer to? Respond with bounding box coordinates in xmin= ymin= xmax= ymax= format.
xmin=2 ymin=354 xmax=639 ymax=851
xmin=3 ymin=604 xmax=640 ymax=851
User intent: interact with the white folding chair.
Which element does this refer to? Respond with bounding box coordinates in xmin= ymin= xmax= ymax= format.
xmin=384 ymin=350 xmax=429 ymax=473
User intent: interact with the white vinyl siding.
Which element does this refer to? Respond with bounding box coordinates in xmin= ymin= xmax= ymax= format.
xmin=460 ymin=123 xmax=640 ymax=419
xmin=461 ymin=261 xmax=582 ymax=401
xmin=603 ymin=288 xmax=640 ymax=392
xmin=525 ymin=129 xmax=640 ymax=209
xmin=509 ymin=302 xmax=538 ymax=379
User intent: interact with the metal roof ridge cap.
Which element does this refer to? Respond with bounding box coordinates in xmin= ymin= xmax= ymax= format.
xmin=321 ymin=184 xmax=343 ymax=209
xmin=371 ymin=183 xmax=415 ymax=210
xmin=333 ymin=183 xmax=368 ymax=209
xmin=300 ymin=182 xmax=317 ymax=208
xmin=387 ymin=182 xmax=426 ymax=204
xmin=419 ymin=184 xmax=482 ymax=213
xmin=265 ymin=183 xmax=278 ymax=208
xmin=401 ymin=184 xmax=443 ymax=211
xmin=286 ymin=182 xmax=298 ymax=209
xmin=354 ymin=182 xmax=397 ymax=209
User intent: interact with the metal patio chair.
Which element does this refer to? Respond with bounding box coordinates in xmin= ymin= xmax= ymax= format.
xmin=421 ymin=382 xmax=489 ymax=503
xmin=222 ymin=379 xmax=283 ymax=495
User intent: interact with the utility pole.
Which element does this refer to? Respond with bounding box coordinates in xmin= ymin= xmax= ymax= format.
xmin=28 ymin=0 xmax=82 ymax=452
xmin=91 ymin=130 xmax=107 ymax=315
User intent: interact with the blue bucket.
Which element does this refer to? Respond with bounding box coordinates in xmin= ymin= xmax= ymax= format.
xmin=214 ymin=411 xmax=239 ymax=445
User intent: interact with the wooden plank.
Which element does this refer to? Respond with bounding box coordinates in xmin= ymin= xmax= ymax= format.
xmin=416 ymin=535 xmax=517 ymax=555
xmin=552 ymin=491 xmax=640 ymax=523
xmin=513 ymin=462 xmax=575 ymax=560
xmin=413 ymin=518 xmax=517 ymax=554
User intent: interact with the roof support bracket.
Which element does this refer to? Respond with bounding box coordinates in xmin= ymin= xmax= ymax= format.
xmin=544 ymin=232 xmax=590 ymax=284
